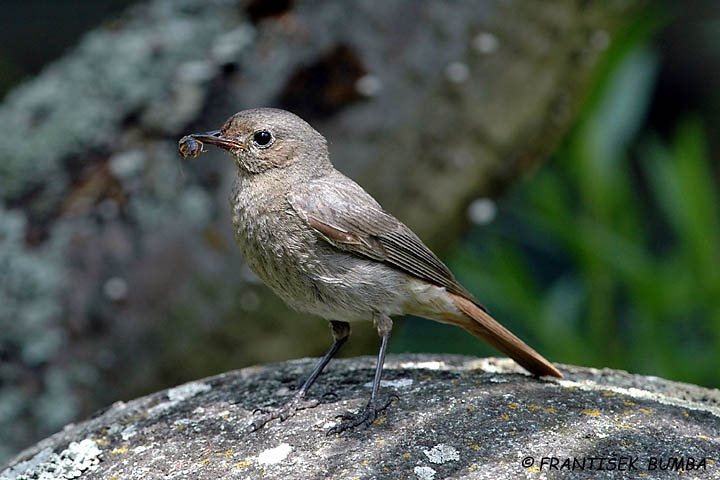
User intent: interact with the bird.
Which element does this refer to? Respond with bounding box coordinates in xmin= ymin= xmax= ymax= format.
xmin=179 ymin=107 xmax=562 ymax=434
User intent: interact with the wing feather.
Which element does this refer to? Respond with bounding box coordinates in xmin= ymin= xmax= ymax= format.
xmin=288 ymin=177 xmax=481 ymax=306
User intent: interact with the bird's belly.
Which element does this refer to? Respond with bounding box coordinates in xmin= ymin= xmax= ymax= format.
xmin=294 ymin=257 xmax=412 ymax=321
xmin=232 ymin=197 xmax=413 ymax=322
xmin=239 ymin=236 xmax=410 ymax=321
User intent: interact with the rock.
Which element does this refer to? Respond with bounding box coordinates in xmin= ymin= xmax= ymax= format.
xmin=2 ymin=354 xmax=718 ymax=479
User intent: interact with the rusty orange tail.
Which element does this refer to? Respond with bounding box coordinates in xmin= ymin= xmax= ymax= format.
xmin=447 ymin=292 xmax=562 ymax=378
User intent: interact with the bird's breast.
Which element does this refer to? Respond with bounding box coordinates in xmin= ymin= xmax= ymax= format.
xmin=228 ymin=176 xmax=415 ymax=322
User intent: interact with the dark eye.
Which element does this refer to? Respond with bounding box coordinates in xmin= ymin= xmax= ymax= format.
xmin=253 ymin=130 xmax=273 ymax=148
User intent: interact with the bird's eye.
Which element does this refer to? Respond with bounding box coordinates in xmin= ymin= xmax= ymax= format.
xmin=253 ymin=130 xmax=274 ymax=148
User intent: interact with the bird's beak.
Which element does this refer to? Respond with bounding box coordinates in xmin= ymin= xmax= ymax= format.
xmin=190 ymin=130 xmax=245 ymax=151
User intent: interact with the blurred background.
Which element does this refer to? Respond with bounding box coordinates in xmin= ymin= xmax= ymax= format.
xmin=2 ymin=0 xmax=719 ymax=464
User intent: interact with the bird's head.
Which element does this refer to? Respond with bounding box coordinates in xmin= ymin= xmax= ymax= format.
xmin=184 ymin=108 xmax=331 ymax=175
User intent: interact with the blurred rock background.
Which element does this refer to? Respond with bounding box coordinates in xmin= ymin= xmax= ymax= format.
xmin=2 ymin=0 xmax=719 ymax=464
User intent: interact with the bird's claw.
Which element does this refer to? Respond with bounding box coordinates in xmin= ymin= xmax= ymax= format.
xmin=327 ymin=396 xmax=397 ymax=435
xmin=246 ymin=396 xmax=319 ymax=432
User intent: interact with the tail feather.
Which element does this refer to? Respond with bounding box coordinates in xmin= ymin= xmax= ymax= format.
xmin=448 ymin=292 xmax=562 ymax=378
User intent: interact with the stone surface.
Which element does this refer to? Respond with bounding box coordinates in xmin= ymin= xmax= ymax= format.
xmin=2 ymin=354 xmax=718 ymax=479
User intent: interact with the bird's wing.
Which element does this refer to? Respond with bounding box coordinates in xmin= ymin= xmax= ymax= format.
xmin=287 ymin=176 xmax=480 ymax=305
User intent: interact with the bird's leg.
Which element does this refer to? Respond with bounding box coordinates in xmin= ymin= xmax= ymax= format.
xmin=328 ymin=313 xmax=395 ymax=435
xmin=248 ymin=320 xmax=350 ymax=432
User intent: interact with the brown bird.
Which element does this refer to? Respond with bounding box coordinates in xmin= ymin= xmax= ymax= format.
xmin=180 ymin=108 xmax=561 ymax=434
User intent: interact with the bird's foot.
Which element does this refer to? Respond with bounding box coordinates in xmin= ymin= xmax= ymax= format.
xmin=247 ymin=395 xmax=319 ymax=432
xmin=327 ymin=395 xmax=397 ymax=435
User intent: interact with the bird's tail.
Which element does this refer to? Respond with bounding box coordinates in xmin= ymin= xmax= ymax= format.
xmin=446 ymin=292 xmax=562 ymax=378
